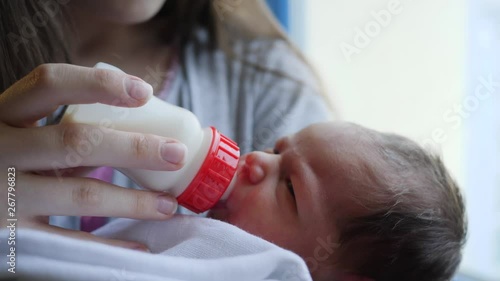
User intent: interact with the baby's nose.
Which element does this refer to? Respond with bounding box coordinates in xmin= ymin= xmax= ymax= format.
xmin=244 ymin=151 xmax=277 ymax=185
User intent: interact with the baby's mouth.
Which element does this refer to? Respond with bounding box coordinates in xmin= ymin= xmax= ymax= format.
xmin=214 ymin=152 xmax=263 ymax=216
xmin=233 ymin=154 xmax=249 ymax=182
xmin=214 ymin=156 xmax=247 ymax=207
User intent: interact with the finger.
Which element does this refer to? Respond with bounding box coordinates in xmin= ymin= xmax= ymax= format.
xmin=34 ymin=166 xmax=97 ymax=178
xmin=263 ymin=148 xmax=274 ymax=154
xmin=19 ymin=174 xmax=178 ymax=219
xmin=3 ymin=124 xmax=186 ymax=171
xmin=26 ymin=223 xmax=150 ymax=252
xmin=0 ymin=63 xmax=153 ymax=127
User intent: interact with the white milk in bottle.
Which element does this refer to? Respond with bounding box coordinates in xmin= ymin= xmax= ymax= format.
xmin=60 ymin=63 xmax=240 ymax=213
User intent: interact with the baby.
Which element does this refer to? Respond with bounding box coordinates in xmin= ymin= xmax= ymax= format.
xmin=209 ymin=121 xmax=467 ymax=281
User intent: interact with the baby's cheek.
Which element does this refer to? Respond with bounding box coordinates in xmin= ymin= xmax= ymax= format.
xmin=227 ymin=207 xmax=266 ymax=235
xmin=227 ymin=191 xmax=276 ymax=230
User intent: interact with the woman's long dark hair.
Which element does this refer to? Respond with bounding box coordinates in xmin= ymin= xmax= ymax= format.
xmin=0 ymin=0 xmax=215 ymax=92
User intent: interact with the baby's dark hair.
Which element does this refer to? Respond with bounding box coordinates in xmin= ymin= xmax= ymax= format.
xmin=332 ymin=132 xmax=467 ymax=281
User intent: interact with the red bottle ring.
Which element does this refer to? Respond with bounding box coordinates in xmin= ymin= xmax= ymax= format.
xmin=176 ymin=127 xmax=240 ymax=213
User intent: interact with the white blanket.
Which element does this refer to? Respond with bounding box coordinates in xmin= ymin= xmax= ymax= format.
xmin=0 ymin=216 xmax=312 ymax=281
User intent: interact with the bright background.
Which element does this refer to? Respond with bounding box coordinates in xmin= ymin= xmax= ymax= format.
xmin=267 ymin=0 xmax=500 ymax=280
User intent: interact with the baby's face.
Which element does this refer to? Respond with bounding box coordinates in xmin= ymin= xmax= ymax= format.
xmin=210 ymin=122 xmax=378 ymax=260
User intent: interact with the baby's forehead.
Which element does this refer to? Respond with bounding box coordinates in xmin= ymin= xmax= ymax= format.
xmin=300 ymin=123 xmax=390 ymax=215
xmin=301 ymin=122 xmax=380 ymax=145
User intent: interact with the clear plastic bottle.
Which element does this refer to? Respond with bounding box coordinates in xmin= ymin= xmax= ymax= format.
xmin=60 ymin=63 xmax=240 ymax=213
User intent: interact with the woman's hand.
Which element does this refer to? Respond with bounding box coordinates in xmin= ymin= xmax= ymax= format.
xmin=0 ymin=64 xmax=186 ymax=251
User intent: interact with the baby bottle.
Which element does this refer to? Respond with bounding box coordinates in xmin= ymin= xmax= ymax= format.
xmin=60 ymin=63 xmax=240 ymax=213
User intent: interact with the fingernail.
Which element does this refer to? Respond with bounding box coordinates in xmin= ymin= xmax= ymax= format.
xmin=161 ymin=142 xmax=187 ymax=164
xmin=125 ymin=77 xmax=153 ymax=101
xmin=157 ymin=195 xmax=178 ymax=215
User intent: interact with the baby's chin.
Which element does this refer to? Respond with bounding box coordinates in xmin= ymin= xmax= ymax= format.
xmin=207 ymin=181 xmax=246 ymax=223
xmin=208 ymin=161 xmax=252 ymax=223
